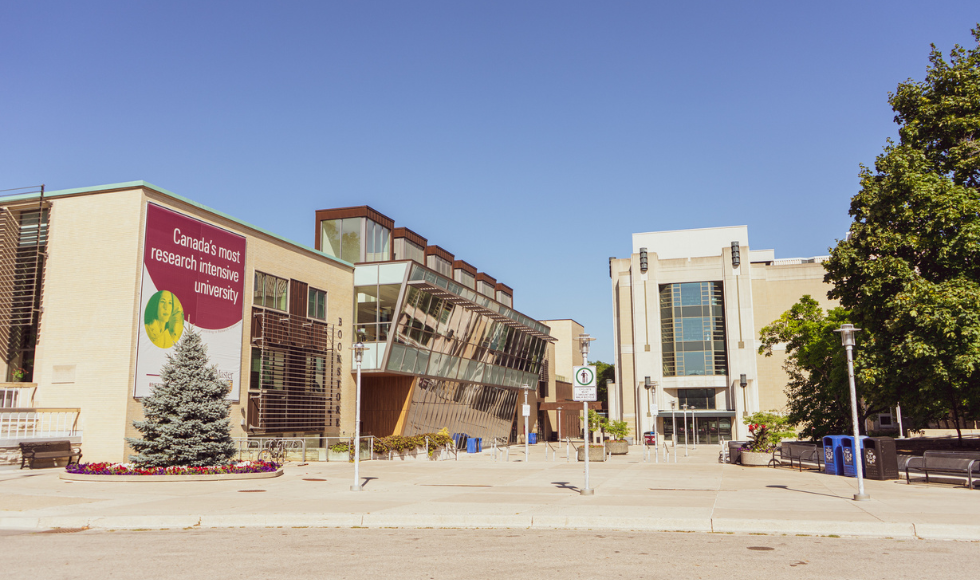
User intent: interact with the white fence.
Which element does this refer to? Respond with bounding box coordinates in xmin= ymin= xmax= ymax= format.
xmin=0 ymin=408 xmax=81 ymax=442
xmin=0 ymin=385 xmax=37 ymax=408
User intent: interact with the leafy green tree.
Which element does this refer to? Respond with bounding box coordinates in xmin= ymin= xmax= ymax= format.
xmin=758 ymin=296 xmax=887 ymax=440
xmin=824 ymin=27 xmax=980 ymax=441
xmin=590 ymin=360 xmax=615 ymax=404
xmin=127 ymin=329 xmax=237 ymax=467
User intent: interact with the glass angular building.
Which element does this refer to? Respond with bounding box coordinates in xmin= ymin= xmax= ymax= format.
xmin=315 ymin=207 xmax=553 ymax=444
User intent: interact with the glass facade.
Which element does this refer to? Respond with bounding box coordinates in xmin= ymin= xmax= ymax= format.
xmin=427 ymin=254 xmax=452 ymax=277
xmin=254 ymin=271 xmax=288 ymax=311
xmin=365 ymin=219 xmax=390 ymax=262
xmin=663 ymin=415 xmax=733 ymax=444
xmin=393 ymin=238 xmax=425 ymax=263
xmin=321 ymin=217 xmax=390 ymax=263
xmin=387 ymin=280 xmax=546 ymax=389
xmin=678 ymin=388 xmax=717 ymax=410
xmin=660 ymin=282 xmax=727 ymax=376
xmin=320 ymin=217 xmax=361 ymax=263
xmin=353 ymin=261 xmax=550 ymax=443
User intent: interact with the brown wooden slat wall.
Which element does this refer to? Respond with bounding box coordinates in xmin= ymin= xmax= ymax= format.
xmin=361 ymin=375 xmax=415 ymax=437
xmin=556 ymin=381 xmax=583 ymax=438
xmin=289 ymin=279 xmax=308 ymax=317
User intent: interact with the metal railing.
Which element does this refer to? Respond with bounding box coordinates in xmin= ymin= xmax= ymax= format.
xmin=0 ymin=408 xmax=80 ymax=442
xmin=233 ymin=437 xmax=310 ymax=463
xmin=0 ymin=384 xmax=36 ymax=408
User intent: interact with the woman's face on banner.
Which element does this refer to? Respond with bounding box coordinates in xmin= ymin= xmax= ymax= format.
xmin=157 ymin=291 xmax=173 ymax=320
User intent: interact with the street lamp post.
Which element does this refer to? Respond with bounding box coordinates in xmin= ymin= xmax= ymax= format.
xmin=835 ymin=323 xmax=869 ymax=501
xmin=350 ymin=339 xmax=367 ymax=492
xmin=521 ymin=383 xmax=531 ymax=462
xmin=578 ymin=333 xmax=596 ymax=496
xmin=682 ymin=403 xmax=689 ymax=457
xmin=670 ymin=401 xmax=676 ymax=445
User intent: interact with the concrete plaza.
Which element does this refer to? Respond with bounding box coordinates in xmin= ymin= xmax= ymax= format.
xmin=1 ymin=442 xmax=978 ymax=541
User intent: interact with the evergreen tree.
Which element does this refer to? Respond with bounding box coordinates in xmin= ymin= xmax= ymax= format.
xmin=127 ymin=329 xmax=237 ymax=467
xmin=824 ymin=27 xmax=980 ymax=440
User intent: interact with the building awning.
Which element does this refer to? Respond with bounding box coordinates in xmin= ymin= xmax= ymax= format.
xmin=407 ymin=277 xmax=555 ymax=342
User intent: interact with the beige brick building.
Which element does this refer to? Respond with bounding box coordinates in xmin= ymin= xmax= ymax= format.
xmin=0 ymin=182 xmax=354 ymax=463
xmin=609 ymin=226 xmax=835 ymax=443
xmin=538 ymin=319 xmax=586 ymax=440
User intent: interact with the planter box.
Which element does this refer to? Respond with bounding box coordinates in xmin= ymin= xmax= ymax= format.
xmin=327 ymin=449 xmax=350 ymax=462
xmin=605 ymin=440 xmax=629 ymax=455
xmin=577 ymin=446 xmax=607 ymax=462
xmin=387 ymin=449 xmax=421 ymax=461
xmin=740 ymin=450 xmax=773 ymax=467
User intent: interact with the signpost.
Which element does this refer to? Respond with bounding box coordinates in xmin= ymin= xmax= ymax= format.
xmin=573 ymin=363 xmax=597 ymax=495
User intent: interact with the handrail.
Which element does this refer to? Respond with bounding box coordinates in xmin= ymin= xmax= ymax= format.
xmin=0 ymin=408 xmax=81 ymax=441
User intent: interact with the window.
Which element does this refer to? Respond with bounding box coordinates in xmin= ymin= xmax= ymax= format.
xmin=678 ymin=388 xmax=716 ymax=410
xmin=308 ymin=288 xmax=327 ymax=320
xmin=660 ymin=282 xmax=726 ymax=376
xmin=254 ymin=271 xmax=288 ymax=311
xmin=365 ymin=219 xmax=390 ymax=262
xmin=321 ymin=218 xmax=362 ymax=263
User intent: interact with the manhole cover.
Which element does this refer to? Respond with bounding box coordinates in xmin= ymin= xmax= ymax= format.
xmin=38 ymin=527 xmax=88 ymax=534
xmin=303 ymin=478 xmax=326 ymax=482
xmin=747 ymin=546 xmax=774 ymax=551
xmin=238 ymin=489 xmax=266 ymax=493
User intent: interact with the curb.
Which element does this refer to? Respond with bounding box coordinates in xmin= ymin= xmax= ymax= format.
xmin=711 ymin=518 xmax=916 ymax=539
xmin=4 ymin=514 xmax=975 ymax=540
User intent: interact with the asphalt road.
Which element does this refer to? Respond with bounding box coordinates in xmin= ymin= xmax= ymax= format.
xmin=2 ymin=527 xmax=976 ymax=579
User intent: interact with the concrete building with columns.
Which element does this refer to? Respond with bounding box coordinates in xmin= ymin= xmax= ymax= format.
xmin=608 ymin=226 xmax=835 ymax=443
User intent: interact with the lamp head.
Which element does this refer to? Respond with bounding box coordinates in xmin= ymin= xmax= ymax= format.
xmin=351 ymin=341 xmax=366 ymax=364
xmin=834 ymin=323 xmax=861 ymax=347
xmin=740 ymin=374 xmax=747 ymax=388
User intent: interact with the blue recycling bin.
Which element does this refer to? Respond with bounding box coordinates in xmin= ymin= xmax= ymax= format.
xmin=822 ymin=435 xmax=846 ymax=476
xmin=842 ymin=435 xmax=870 ymax=477
xmin=467 ymin=437 xmax=482 ymax=453
xmin=529 ymin=433 xmax=537 ymax=445
xmin=453 ymin=433 xmax=468 ymax=450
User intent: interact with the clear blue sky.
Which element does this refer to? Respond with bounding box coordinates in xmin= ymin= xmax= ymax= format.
xmin=2 ymin=2 xmax=977 ymax=361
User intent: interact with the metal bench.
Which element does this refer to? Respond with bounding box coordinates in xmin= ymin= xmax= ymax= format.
xmin=19 ymin=440 xmax=82 ymax=469
xmin=775 ymin=442 xmax=824 ymax=472
xmin=904 ymin=450 xmax=980 ymax=489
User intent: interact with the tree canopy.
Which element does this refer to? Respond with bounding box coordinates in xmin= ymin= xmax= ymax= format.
xmin=758 ymin=296 xmax=886 ymax=440
xmin=590 ymin=360 xmax=615 ymax=403
xmin=823 ymin=27 xmax=980 ymax=438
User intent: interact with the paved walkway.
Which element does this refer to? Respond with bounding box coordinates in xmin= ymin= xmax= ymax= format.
xmin=2 ymin=443 xmax=978 ymax=540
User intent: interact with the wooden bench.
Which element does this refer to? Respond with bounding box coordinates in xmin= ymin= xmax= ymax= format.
xmin=775 ymin=442 xmax=824 ymax=472
xmin=904 ymin=450 xmax=980 ymax=489
xmin=19 ymin=441 xmax=81 ymax=469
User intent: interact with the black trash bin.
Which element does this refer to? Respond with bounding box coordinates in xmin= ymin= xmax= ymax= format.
xmin=728 ymin=441 xmax=748 ymax=464
xmin=863 ymin=437 xmax=899 ymax=480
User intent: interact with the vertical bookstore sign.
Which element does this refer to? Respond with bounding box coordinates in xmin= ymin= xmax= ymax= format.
xmin=134 ymin=204 xmax=247 ymax=400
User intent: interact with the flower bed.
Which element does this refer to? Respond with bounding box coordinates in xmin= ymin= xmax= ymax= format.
xmin=66 ymin=460 xmax=280 ymax=476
